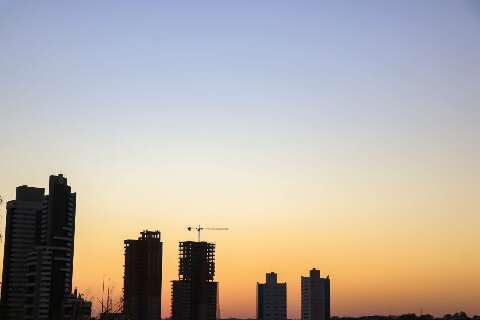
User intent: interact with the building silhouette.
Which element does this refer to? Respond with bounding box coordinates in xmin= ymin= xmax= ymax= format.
xmin=68 ymin=289 xmax=93 ymax=320
xmin=257 ymin=272 xmax=287 ymax=320
xmin=171 ymin=241 xmax=218 ymax=320
xmin=124 ymin=230 xmax=163 ymax=320
xmin=301 ymin=268 xmax=330 ymax=320
xmin=100 ymin=312 xmax=125 ymax=320
xmin=1 ymin=185 xmax=45 ymax=319
xmin=0 ymin=174 xmax=90 ymax=320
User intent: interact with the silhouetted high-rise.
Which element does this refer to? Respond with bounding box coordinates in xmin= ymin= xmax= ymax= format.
xmin=257 ymin=272 xmax=287 ymax=320
xmin=0 ymin=174 xmax=89 ymax=320
xmin=171 ymin=241 xmax=218 ymax=320
xmin=1 ymin=186 xmax=45 ymax=319
xmin=301 ymin=268 xmax=330 ymax=320
xmin=124 ymin=230 xmax=163 ymax=320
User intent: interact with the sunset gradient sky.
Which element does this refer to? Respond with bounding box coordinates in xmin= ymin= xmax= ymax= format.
xmin=0 ymin=0 xmax=479 ymax=318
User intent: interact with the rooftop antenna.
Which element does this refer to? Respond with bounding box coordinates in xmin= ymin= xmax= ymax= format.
xmin=187 ymin=225 xmax=229 ymax=242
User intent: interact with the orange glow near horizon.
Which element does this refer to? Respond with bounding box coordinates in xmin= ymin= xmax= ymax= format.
xmin=1 ymin=145 xmax=479 ymax=318
xmin=0 ymin=162 xmax=470 ymax=318
xmin=16 ymin=160 xmax=474 ymax=318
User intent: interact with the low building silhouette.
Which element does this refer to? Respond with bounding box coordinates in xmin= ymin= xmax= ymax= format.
xmin=66 ymin=289 xmax=92 ymax=320
xmin=100 ymin=312 xmax=125 ymax=320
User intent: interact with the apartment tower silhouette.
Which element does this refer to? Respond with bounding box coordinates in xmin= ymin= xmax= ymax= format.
xmin=301 ymin=268 xmax=330 ymax=320
xmin=124 ymin=230 xmax=163 ymax=320
xmin=257 ymin=272 xmax=287 ymax=320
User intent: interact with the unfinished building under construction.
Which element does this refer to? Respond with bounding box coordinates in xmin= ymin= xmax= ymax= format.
xmin=171 ymin=241 xmax=218 ymax=320
xmin=124 ymin=230 xmax=163 ymax=320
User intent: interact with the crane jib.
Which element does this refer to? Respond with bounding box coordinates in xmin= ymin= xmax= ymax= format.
xmin=187 ymin=225 xmax=229 ymax=242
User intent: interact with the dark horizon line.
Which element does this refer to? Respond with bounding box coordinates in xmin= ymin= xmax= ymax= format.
xmin=190 ymin=314 xmax=480 ymax=320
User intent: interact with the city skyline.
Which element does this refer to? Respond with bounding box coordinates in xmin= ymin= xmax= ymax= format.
xmin=0 ymin=173 xmax=478 ymax=318
xmin=1 ymin=0 xmax=480 ymax=318
xmin=0 ymin=174 xmax=476 ymax=319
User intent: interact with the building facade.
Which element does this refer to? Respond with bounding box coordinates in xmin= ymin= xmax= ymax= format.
xmin=171 ymin=241 xmax=218 ymax=320
xmin=124 ymin=230 xmax=163 ymax=320
xmin=301 ymin=268 xmax=330 ymax=320
xmin=257 ymin=272 xmax=287 ymax=320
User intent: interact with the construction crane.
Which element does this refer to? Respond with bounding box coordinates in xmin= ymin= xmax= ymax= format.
xmin=187 ymin=225 xmax=229 ymax=242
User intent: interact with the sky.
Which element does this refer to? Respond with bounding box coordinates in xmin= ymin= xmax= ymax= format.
xmin=0 ymin=0 xmax=479 ymax=318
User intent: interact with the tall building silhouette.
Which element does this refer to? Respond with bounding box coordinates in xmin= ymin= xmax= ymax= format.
xmin=1 ymin=186 xmax=45 ymax=319
xmin=124 ymin=230 xmax=163 ymax=320
xmin=0 ymin=174 xmax=90 ymax=320
xmin=257 ymin=272 xmax=287 ymax=320
xmin=301 ymin=268 xmax=330 ymax=320
xmin=171 ymin=241 xmax=218 ymax=320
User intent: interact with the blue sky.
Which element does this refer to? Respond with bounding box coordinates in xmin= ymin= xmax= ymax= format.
xmin=1 ymin=0 xmax=479 ymax=189
xmin=1 ymin=0 xmax=479 ymax=166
